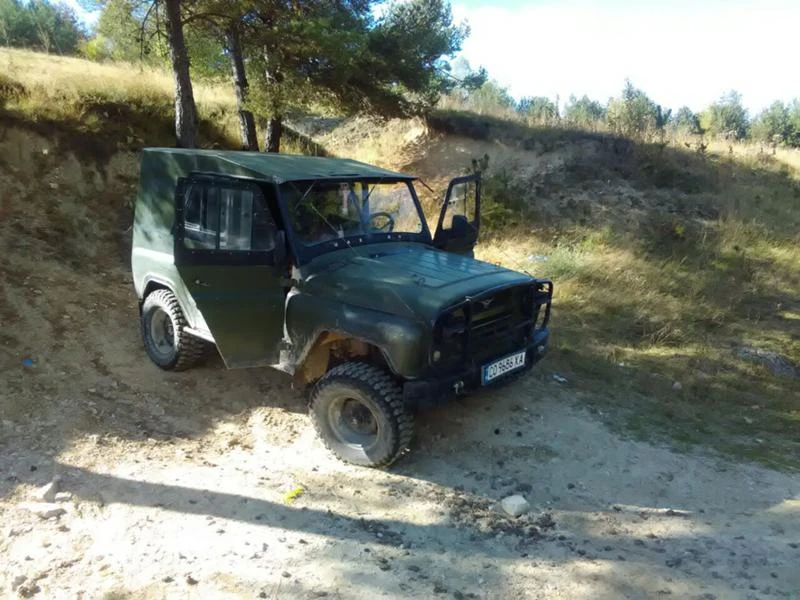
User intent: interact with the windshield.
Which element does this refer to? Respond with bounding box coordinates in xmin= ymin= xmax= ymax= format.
xmin=281 ymin=180 xmax=424 ymax=246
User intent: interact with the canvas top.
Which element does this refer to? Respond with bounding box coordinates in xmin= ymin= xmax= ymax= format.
xmin=142 ymin=148 xmax=415 ymax=184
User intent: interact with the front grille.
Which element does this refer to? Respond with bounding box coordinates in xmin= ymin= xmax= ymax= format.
xmin=434 ymin=282 xmax=550 ymax=368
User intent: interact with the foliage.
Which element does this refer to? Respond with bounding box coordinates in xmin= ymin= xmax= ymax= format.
xmin=517 ymin=95 xmax=558 ymax=125
xmin=671 ymin=106 xmax=700 ymax=134
xmin=751 ymin=100 xmax=791 ymax=145
xmin=466 ymin=154 xmax=525 ymax=232
xmin=606 ymin=80 xmax=660 ymax=138
xmin=0 ymin=0 xmax=84 ymax=53
xmin=450 ymin=79 xmax=516 ymax=117
xmin=366 ymin=0 xmax=468 ymax=112
xmin=563 ymin=94 xmax=605 ymax=129
xmin=700 ymin=90 xmax=749 ymax=140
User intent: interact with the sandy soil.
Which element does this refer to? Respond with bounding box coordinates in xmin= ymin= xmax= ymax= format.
xmin=1 ymin=127 xmax=799 ymax=599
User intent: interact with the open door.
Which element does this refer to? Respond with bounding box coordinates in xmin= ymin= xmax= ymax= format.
xmin=174 ymin=175 xmax=287 ymax=368
xmin=432 ymin=173 xmax=481 ymax=256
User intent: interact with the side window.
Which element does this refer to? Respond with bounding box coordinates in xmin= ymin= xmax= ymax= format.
xmin=441 ymin=179 xmax=477 ymax=231
xmin=183 ymin=181 xmax=276 ymax=252
xmin=184 ymin=185 xmax=219 ymax=249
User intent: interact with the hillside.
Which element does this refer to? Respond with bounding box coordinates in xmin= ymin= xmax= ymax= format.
xmin=2 ymin=48 xmax=799 ymax=468
xmin=1 ymin=49 xmax=799 ymax=599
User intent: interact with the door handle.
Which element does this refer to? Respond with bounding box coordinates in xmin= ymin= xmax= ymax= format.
xmin=194 ymin=279 xmax=210 ymax=287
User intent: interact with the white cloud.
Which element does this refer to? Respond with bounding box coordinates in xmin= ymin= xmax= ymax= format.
xmin=452 ymin=0 xmax=799 ymax=113
xmin=62 ymin=0 xmax=101 ymax=28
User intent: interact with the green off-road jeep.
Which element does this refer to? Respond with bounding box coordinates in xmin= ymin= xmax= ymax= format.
xmin=132 ymin=149 xmax=552 ymax=467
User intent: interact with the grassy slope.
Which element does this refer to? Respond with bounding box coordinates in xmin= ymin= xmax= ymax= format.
xmin=2 ymin=50 xmax=798 ymax=469
xmin=0 ymin=48 xmax=240 ymax=153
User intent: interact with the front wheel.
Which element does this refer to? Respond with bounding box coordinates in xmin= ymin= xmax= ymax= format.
xmin=310 ymin=362 xmax=414 ymax=467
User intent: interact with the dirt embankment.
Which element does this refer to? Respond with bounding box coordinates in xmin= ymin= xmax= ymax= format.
xmin=1 ymin=126 xmax=799 ymax=599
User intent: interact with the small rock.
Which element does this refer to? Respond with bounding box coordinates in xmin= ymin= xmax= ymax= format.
xmin=737 ymin=347 xmax=798 ymax=378
xmin=552 ymin=374 xmax=568 ymax=384
xmin=21 ymin=502 xmax=66 ymax=519
xmin=281 ymin=571 xmax=291 ymax=578
xmin=186 ymin=575 xmax=198 ymax=585
xmin=18 ymin=583 xmax=40 ymax=598
xmin=671 ymin=381 xmax=682 ymax=391
xmin=665 ymin=557 xmax=682 ymax=568
xmin=500 ymin=495 xmax=531 ymax=518
xmin=54 ymin=492 xmax=72 ymax=503
xmin=34 ymin=480 xmax=59 ymax=503
xmin=433 ymin=583 xmax=448 ymax=594
xmin=11 ymin=574 xmax=27 ymax=590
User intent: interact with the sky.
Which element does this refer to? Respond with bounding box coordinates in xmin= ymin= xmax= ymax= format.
xmin=62 ymin=0 xmax=796 ymax=115
xmin=451 ymin=0 xmax=798 ymax=114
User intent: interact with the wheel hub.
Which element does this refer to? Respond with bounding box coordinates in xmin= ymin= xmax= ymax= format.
xmin=329 ymin=396 xmax=379 ymax=447
xmin=149 ymin=308 xmax=175 ymax=357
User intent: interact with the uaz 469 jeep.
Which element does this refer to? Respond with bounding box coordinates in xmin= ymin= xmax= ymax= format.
xmin=132 ymin=149 xmax=552 ymax=467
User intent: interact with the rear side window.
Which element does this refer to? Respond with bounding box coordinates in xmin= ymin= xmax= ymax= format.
xmin=183 ymin=181 xmax=276 ymax=252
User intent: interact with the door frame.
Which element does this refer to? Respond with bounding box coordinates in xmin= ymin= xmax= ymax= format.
xmin=432 ymin=173 xmax=481 ymax=253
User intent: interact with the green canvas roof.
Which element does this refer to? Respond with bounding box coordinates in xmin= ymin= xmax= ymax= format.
xmin=143 ymin=148 xmax=415 ymax=183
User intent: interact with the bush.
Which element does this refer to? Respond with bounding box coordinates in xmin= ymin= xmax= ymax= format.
xmin=606 ymin=80 xmax=659 ymax=139
xmin=700 ymin=90 xmax=749 ymax=140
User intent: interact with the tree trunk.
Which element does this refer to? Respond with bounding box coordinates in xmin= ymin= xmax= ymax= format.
xmin=261 ymin=45 xmax=283 ymax=153
xmin=265 ymin=116 xmax=283 ymax=153
xmin=164 ymin=0 xmax=197 ymax=148
xmin=226 ymin=26 xmax=258 ymax=151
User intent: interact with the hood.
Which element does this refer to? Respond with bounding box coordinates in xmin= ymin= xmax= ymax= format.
xmin=300 ymin=242 xmax=532 ymax=322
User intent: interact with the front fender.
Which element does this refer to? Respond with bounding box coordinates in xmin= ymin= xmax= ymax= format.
xmin=286 ymin=292 xmax=429 ymax=378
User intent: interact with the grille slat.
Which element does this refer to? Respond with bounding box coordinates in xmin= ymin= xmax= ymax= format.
xmin=435 ymin=284 xmax=537 ymax=367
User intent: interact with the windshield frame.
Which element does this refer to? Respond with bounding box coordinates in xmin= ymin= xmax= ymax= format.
xmin=278 ymin=177 xmax=432 ymax=265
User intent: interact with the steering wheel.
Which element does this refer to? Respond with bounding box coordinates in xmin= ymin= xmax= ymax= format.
xmin=369 ymin=211 xmax=395 ymax=233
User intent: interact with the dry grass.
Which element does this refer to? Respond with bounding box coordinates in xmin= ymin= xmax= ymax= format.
xmin=475 ymin=143 xmax=800 ymax=470
xmin=0 ymin=48 xmax=238 ymax=149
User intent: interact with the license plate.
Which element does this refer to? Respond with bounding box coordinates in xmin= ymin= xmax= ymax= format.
xmin=482 ymin=350 xmax=527 ymax=384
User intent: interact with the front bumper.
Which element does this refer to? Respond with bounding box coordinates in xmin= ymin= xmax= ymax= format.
xmin=402 ymin=327 xmax=549 ymax=409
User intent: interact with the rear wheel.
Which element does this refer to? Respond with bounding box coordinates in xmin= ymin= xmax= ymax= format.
xmin=140 ymin=289 xmax=203 ymax=371
xmin=310 ymin=362 xmax=414 ymax=467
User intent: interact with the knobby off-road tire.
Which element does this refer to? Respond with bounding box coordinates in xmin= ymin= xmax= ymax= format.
xmin=140 ymin=289 xmax=204 ymax=371
xmin=310 ymin=362 xmax=414 ymax=468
